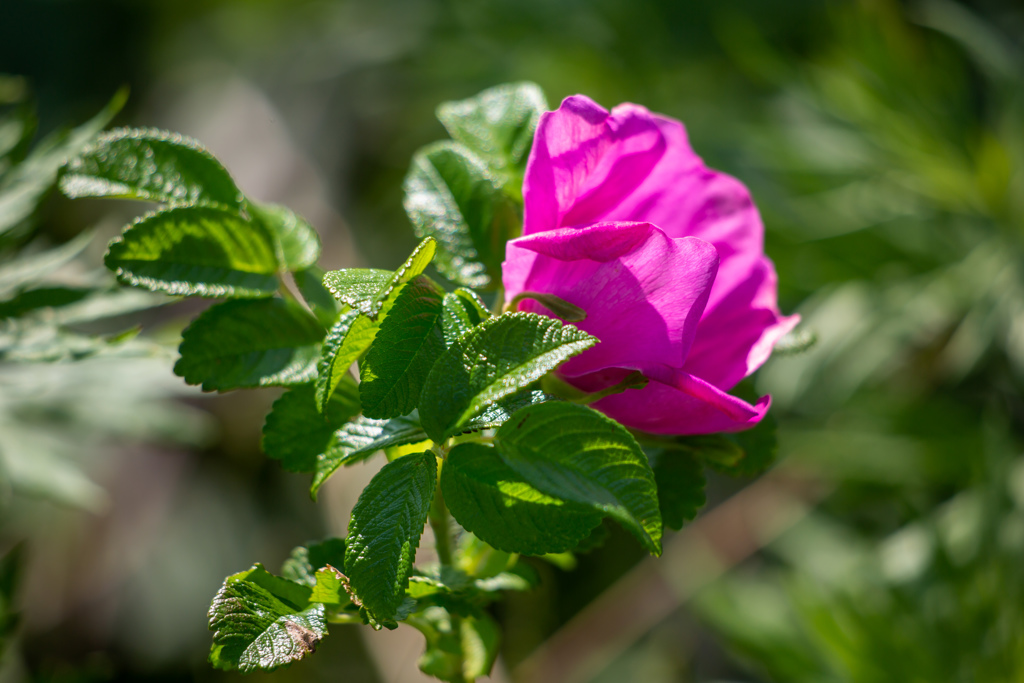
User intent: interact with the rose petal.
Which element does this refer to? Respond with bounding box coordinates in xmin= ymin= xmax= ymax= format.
xmin=574 ymin=366 xmax=771 ymax=434
xmin=523 ymin=96 xmax=670 ymax=236
xmin=502 ymin=222 xmax=719 ymax=376
xmin=683 ymin=256 xmax=801 ymax=389
xmin=523 ymin=96 xmax=766 ymax=322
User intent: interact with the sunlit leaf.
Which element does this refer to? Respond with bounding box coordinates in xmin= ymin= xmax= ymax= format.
xmin=442 ymin=442 xmax=603 ymax=555
xmin=344 ymin=451 xmax=436 ymax=625
xmin=495 ymin=402 xmax=662 ymax=555
xmin=59 ymin=127 xmax=243 ymax=208
xmin=207 ymin=564 xmax=325 ymax=673
xmin=419 ymin=312 xmax=596 ymax=441
xmin=105 ymin=206 xmax=279 ymax=297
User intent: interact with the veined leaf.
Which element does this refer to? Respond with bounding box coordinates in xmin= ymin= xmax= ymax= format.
xmin=314 ymin=289 xmax=402 ymax=414
xmin=458 ymin=389 xmax=550 ymax=434
xmin=311 ymin=414 xmax=429 ymax=499
xmin=344 ymin=451 xmax=436 ymax=624
xmin=359 ymin=276 xmax=445 ymax=419
xmin=322 ymin=269 xmax=391 ymax=314
xmin=419 ymin=312 xmax=596 ymax=442
xmin=322 ymin=237 xmax=436 ymax=318
xmin=436 ymin=81 xmax=547 ymax=175
xmin=59 ymin=127 xmax=243 ymax=208
xmin=105 ymin=206 xmax=279 ymax=297
xmin=248 ymin=201 xmax=321 ymax=271
xmin=442 ymin=443 xmax=603 ymax=555
xmin=403 ymin=142 xmax=519 ymax=288
xmin=647 ymin=448 xmax=706 ymax=531
xmin=261 ymin=379 xmax=360 ymax=473
xmin=175 ymin=298 xmax=323 ymax=391
xmin=495 ymin=402 xmax=663 ymax=555
xmin=207 ymin=564 xmax=325 ymax=673
xmin=441 ymin=288 xmax=489 ymax=347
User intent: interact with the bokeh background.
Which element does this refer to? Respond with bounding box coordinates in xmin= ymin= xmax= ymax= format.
xmin=3 ymin=0 xmax=1024 ymax=680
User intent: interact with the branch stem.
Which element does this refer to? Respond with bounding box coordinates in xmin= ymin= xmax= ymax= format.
xmin=429 ymin=469 xmax=454 ymax=566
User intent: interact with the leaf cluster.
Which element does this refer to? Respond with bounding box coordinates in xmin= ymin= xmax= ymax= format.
xmin=59 ymin=82 xmax=777 ymax=681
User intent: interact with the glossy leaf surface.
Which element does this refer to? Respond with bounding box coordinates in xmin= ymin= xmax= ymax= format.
xmin=105 ymin=206 xmax=279 ymax=297
xmin=59 ymin=127 xmax=243 ymax=208
xmin=344 ymin=451 xmax=437 ymax=623
xmin=495 ymin=402 xmax=663 ymax=555
xmin=419 ymin=312 xmax=596 ymax=441
xmin=207 ymin=564 xmax=325 ymax=673
xmin=442 ymin=442 xmax=603 ymax=555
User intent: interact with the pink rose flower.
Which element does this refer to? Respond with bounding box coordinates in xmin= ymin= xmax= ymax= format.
xmin=502 ymin=95 xmax=799 ymax=434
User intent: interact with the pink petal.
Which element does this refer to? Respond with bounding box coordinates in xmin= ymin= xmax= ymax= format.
xmin=572 ymin=366 xmax=771 ymax=434
xmin=683 ymin=256 xmax=801 ymax=389
xmin=523 ymin=96 xmax=671 ymax=236
xmin=502 ymin=222 xmax=719 ymax=376
xmin=523 ymin=97 xmax=772 ymax=364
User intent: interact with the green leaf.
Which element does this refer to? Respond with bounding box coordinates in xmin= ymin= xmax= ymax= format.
xmin=442 ymin=442 xmax=603 ymax=555
xmin=59 ymin=127 xmax=243 ymax=208
xmin=441 ymin=288 xmax=489 ymax=347
xmin=322 ymin=237 xmax=436 ymax=318
xmin=310 ymin=566 xmax=358 ymax=607
xmin=261 ymin=380 xmax=360 ymax=473
xmin=436 ymin=82 xmax=548 ymax=175
xmin=359 ymin=276 xmax=445 ymax=419
xmin=403 ymin=142 xmax=520 ymax=288
xmin=441 ymin=292 xmax=475 ymax=347
xmin=175 ymin=298 xmax=324 ymax=392
xmin=419 ymin=312 xmax=596 ymax=441
xmin=311 ymin=414 xmax=429 ymax=499
xmin=281 ymin=538 xmax=348 ymax=586
xmin=247 ymin=201 xmax=321 ymax=271
xmin=495 ymin=402 xmax=663 ymax=555
xmin=647 ymin=449 xmax=706 ymax=531
xmin=344 ymin=451 xmax=437 ymax=624
xmin=208 ymin=564 xmax=326 ymax=673
xmin=105 ymin=206 xmax=279 ymax=297
xmin=314 ymin=299 xmax=398 ymax=413
xmin=293 ymin=266 xmax=342 ymax=328
xmin=322 ymin=269 xmax=392 ymax=314
xmin=457 ymin=390 xmax=550 ymax=433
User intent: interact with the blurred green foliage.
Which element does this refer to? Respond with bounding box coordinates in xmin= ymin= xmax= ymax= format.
xmin=2 ymin=0 xmax=1024 ymax=680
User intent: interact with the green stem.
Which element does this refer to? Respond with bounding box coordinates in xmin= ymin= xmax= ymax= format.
xmin=429 ymin=470 xmax=454 ymax=566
